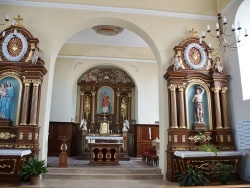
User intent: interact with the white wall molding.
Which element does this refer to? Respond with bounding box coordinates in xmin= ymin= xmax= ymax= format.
xmin=0 ymin=0 xmax=216 ymax=21
xmin=58 ymin=55 xmax=157 ymax=63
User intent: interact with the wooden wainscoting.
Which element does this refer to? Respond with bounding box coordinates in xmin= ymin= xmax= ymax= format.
xmin=48 ymin=122 xmax=78 ymax=157
xmin=134 ymin=124 xmax=159 ymax=157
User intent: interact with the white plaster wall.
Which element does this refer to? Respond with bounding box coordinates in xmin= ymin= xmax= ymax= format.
xmin=50 ymin=58 xmax=159 ymax=124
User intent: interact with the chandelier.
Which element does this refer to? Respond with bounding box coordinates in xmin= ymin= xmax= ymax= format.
xmin=0 ymin=14 xmax=9 ymax=26
xmin=200 ymin=0 xmax=248 ymax=56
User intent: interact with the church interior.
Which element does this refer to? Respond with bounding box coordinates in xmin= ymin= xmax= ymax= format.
xmin=0 ymin=0 xmax=250 ymax=187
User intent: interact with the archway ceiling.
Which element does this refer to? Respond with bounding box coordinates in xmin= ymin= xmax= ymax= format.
xmin=54 ymin=0 xmax=232 ymax=63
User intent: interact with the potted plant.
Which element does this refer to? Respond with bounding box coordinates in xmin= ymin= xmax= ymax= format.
xmin=19 ymin=155 xmax=48 ymax=185
xmin=212 ymin=162 xmax=236 ymax=185
xmin=177 ymin=164 xmax=210 ymax=186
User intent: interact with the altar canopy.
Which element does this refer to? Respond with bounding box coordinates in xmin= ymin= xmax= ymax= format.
xmin=164 ymin=29 xmax=241 ymax=181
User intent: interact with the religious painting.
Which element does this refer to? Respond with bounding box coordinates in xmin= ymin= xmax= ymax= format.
xmin=186 ymin=83 xmax=211 ymax=130
xmin=0 ymin=77 xmax=21 ymax=126
xmin=97 ymin=86 xmax=114 ymax=114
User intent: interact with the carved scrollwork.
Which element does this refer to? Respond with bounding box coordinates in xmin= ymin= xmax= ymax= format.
xmin=0 ymin=132 xmax=16 ymax=139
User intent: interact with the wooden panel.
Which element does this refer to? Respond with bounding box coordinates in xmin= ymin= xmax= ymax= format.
xmin=48 ymin=122 xmax=77 ymax=157
xmin=134 ymin=124 xmax=159 ymax=157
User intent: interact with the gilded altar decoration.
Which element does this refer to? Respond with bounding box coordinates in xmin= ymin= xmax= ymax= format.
xmin=92 ymin=25 xmax=124 ymax=36
xmin=0 ymin=164 xmax=11 ymax=169
xmin=182 ymin=135 xmax=186 ymax=142
xmin=35 ymin=133 xmax=38 ymax=140
xmin=188 ymin=131 xmax=212 ymax=143
xmin=84 ymin=96 xmax=91 ymax=120
xmin=120 ymin=97 xmax=127 ymax=120
xmin=28 ymin=132 xmax=32 ymax=140
xmin=220 ymin=135 xmax=224 ymax=142
xmin=174 ymin=135 xmax=178 ymax=142
xmin=19 ymin=132 xmax=24 ymax=140
xmin=227 ymin=135 xmax=231 ymax=142
xmin=0 ymin=144 xmax=13 ymax=148
xmin=0 ymin=132 xmax=16 ymax=139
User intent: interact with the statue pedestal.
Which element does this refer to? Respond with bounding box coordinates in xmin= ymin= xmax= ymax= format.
xmin=194 ymin=122 xmax=206 ymax=131
xmin=0 ymin=119 xmax=11 ymax=126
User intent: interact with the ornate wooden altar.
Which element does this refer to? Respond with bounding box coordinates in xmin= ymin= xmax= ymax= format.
xmin=0 ymin=14 xmax=47 ymax=166
xmin=164 ymin=29 xmax=242 ymax=181
xmin=76 ymin=67 xmax=135 ymax=157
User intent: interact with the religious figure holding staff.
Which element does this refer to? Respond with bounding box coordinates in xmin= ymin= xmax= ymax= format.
xmin=192 ymin=86 xmax=205 ymax=123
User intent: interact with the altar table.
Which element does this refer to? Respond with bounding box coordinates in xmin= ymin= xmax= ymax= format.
xmin=0 ymin=149 xmax=32 ymax=182
xmin=88 ymin=143 xmax=122 ymax=166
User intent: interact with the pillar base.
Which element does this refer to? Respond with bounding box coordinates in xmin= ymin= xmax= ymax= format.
xmin=58 ymin=151 xmax=68 ymax=168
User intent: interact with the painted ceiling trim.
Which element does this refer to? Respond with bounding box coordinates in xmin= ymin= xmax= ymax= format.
xmin=0 ymin=0 xmax=217 ymax=21
xmin=58 ymin=55 xmax=157 ymax=63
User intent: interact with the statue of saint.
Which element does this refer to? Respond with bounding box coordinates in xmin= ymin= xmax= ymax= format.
xmin=172 ymin=54 xmax=185 ymax=71
xmin=213 ymin=57 xmax=223 ymax=73
xmin=192 ymin=86 xmax=205 ymax=123
xmin=102 ymin=92 xmax=110 ymax=113
xmin=80 ymin=119 xmax=87 ymax=131
xmin=0 ymin=81 xmax=14 ymax=119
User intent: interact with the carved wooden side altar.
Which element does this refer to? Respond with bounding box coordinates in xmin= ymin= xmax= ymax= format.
xmin=0 ymin=15 xmax=47 ymax=182
xmin=164 ymin=29 xmax=242 ymax=181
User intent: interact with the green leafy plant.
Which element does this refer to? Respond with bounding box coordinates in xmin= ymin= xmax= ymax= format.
xmin=19 ymin=155 xmax=48 ymax=180
xmin=199 ymin=143 xmax=219 ymax=155
xmin=177 ymin=164 xmax=210 ymax=186
xmin=212 ymin=162 xmax=236 ymax=185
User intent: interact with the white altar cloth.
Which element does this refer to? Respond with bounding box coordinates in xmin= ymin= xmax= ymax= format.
xmin=0 ymin=149 xmax=32 ymax=157
xmin=86 ymin=136 xmax=123 ymax=141
xmin=174 ymin=151 xmax=245 ymax=158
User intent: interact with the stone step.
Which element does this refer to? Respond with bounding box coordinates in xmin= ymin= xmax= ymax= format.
xmin=47 ymin=167 xmax=161 ymax=174
xmin=44 ymin=172 xmax=163 ymax=180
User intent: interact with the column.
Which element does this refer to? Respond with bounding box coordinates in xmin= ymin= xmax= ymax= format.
xmin=116 ymin=92 xmax=121 ymax=124
xmin=29 ymin=80 xmax=41 ymax=126
xmin=127 ymin=93 xmax=132 ymax=121
xmin=212 ymin=87 xmax=223 ymax=129
xmin=79 ymin=91 xmax=84 ymax=120
xmin=91 ymin=91 xmax=96 ymax=123
xmin=168 ymin=84 xmax=178 ymax=128
xmin=20 ymin=80 xmax=31 ymax=125
xmin=177 ymin=85 xmax=186 ymax=128
xmin=221 ymin=87 xmax=230 ymax=129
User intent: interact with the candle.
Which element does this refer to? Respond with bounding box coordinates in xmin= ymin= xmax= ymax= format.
xmin=216 ymin=22 xmax=219 ymax=30
xmin=207 ymin=25 xmax=210 ymax=31
xmin=5 ymin=14 xmax=9 ymax=21
xmin=149 ymin=127 xmax=151 ymax=140
xmin=223 ymin=17 xmax=227 ymax=24
xmin=232 ymin=23 xmax=235 ymax=30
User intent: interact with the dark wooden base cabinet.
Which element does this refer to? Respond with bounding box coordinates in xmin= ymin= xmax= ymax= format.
xmin=0 ymin=149 xmax=31 ymax=183
xmin=48 ymin=122 xmax=78 ymax=157
xmin=134 ymin=124 xmax=159 ymax=157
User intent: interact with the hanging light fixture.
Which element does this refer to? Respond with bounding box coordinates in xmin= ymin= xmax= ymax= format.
xmin=0 ymin=14 xmax=9 ymax=26
xmin=200 ymin=0 xmax=248 ymax=56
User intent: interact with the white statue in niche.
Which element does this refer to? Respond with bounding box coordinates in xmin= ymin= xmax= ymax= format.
xmin=122 ymin=120 xmax=129 ymax=132
xmin=80 ymin=119 xmax=87 ymax=131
